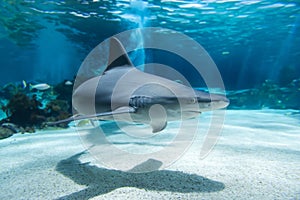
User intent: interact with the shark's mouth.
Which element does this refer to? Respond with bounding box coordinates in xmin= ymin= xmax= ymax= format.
xmin=183 ymin=110 xmax=202 ymax=113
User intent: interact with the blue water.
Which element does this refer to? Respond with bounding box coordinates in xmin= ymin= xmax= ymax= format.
xmin=0 ymin=1 xmax=300 ymax=199
xmin=0 ymin=0 xmax=299 ymax=110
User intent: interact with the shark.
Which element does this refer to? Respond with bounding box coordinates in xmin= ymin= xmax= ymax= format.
xmin=48 ymin=37 xmax=229 ymax=133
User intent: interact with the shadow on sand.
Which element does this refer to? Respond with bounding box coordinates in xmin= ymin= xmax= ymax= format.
xmin=56 ymin=152 xmax=225 ymax=199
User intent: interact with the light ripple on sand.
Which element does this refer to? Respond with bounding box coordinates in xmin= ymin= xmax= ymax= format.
xmin=0 ymin=109 xmax=299 ymax=199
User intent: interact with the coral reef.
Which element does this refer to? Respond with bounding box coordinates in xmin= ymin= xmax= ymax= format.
xmin=53 ymin=80 xmax=73 ymax=113
xmin=45 ymin=99 xmax=71 ymax=128
xmin=227 ymin=79 xmax=300 ymax=109
xmin=1 ymin=93 xmax=45 ymax=129
xmin=0 ymin=80 xmax=74 ymax=136
xmin=0 ymin=82 xmax=25 ymax=100
xmin=0 ymin=127 xmax=14 ymax=139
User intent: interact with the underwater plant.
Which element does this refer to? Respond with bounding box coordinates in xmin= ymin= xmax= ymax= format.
xmin=279 ymin=65 xmax=298 ymax=86
xmin=0 ymin=126 xmax=15 ymax=139
xmin=0 ymin=89 xmax=73 ymax=133
xmin=53 ymin=80 xmax=74 ymax=113
xmin=0 ymin=79 xmax=76 ymax=135
xmin=227 ymin=79 xmax=300 ymax=110
xmin=0 ymin=82 xmax=25 ymax=100
xmin=1 ymin=92 xmax=46 ymax=130
xmin=45 ymin=99 xmax=71 ymax=128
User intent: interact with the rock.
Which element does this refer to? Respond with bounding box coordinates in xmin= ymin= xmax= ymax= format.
xmin=0 ymin=127 xmax=14 ymax=139
xmin=1 ymin=123 xmax=19 ymax=133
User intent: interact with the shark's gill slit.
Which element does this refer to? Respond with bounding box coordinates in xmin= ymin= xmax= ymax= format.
xmin=129 ymin=96 xmax=152 ymax=108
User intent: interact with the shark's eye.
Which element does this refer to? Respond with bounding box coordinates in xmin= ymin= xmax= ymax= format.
xmin=190 ymin=98 xmax=197 ymax=104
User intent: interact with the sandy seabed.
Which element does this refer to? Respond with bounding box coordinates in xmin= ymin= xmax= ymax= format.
xmin=0 ymin=110 xmax=299 ymax=200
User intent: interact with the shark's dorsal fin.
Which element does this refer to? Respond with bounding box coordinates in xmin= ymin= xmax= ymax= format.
xmin=106 ymin=37 xmax=133 ymax=71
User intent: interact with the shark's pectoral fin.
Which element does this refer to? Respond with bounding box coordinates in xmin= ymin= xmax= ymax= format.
xmin=150 ymin=119 xmax=167 ymax=133
xmin=47 ymin=106 xmax=136 ymax=126
xmin=149 ymin=104 xmax=168 ymax=133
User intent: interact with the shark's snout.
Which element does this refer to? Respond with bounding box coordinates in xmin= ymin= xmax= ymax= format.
xmin=209 ymin=93 xmax=229 ymax=104
xmin=195 ymin=91 xmax=229 ymax=111
xmin=210 ymin=96 xmax=230 ymax=110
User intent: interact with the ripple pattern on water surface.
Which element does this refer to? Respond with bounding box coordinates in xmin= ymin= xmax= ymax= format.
xmin=1 ymin=0 xmax=299 ymax=50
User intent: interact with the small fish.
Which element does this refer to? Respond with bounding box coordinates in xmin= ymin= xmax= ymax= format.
xmin=22 ymin=81 xmax=51 ymax=90
xmin=64 ymin=80 xmax=73 ymax=86
xmin=76 ymin=119 xmax=92 ymax=127
xmin=30 ymin=83 xmax=51 ymax=91
xmin=222 ymin=51 xmax=230 ymax=55
xmin=22 ymin=80 xmax=27 ymax=89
